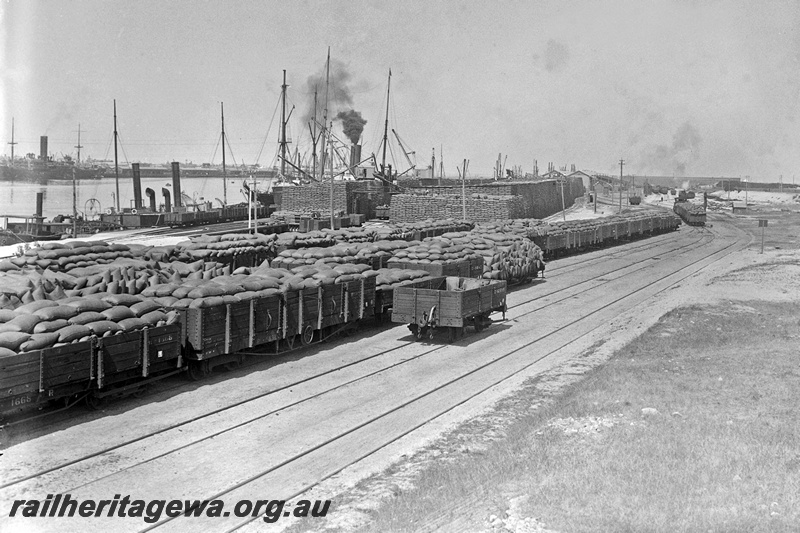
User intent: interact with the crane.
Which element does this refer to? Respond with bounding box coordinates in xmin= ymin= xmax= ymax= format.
xmin=392 ymin=129 xmax=416 ymax=174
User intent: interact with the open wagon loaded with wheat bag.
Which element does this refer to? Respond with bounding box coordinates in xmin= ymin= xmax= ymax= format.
xmin=391 ymin=277 xmax=507 ymax=343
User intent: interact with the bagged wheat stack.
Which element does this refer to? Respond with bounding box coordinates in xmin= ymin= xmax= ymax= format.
xmin=373 ymin=268 xmax=432 ymax=291
xmin=176 ymin=232 xmax=278 ymax=262
xmin=388 ymin=238 xmax=481 ymax=276
xmin=392 ymin=218 xmax=473 ymax=238
xmin=0 ymin=292 xmax=179 ymax=353
xmin=270 ymin=239 xmax=410 ymax=271
xmin=321 ymin=227 xmax=377 ymax=243
xmin=430 ymin=231 xmax=544 ymax=282
xmin=138 ymin=263 xmax=377 ymax=311
xmin=475 ymin=219 xmax=548 ymax=241
xmin=275 ymin=231 xmax=337 ymax=251
xmin=372 ymin=225 xmax=415 ymax=241
xmin=6 ymin=241 xmax=136 ymax=272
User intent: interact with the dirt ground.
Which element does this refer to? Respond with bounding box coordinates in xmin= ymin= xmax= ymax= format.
xmin=278 ymin=204 xmax=800 ymax=533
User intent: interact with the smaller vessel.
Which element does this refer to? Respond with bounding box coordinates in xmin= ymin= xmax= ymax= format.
xmin=0 ymin=215 xmax=65 ymax=246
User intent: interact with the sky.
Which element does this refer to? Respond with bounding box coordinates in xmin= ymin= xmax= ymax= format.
xmin=1 ymin=0 xmax=798 ymax=181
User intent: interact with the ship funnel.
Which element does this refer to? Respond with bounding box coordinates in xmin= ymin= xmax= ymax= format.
xmin=349 ymin=144 xmax=362 ymax=170
xmin=145 ymin=187 xmax=156 ymax=211
xmin=36 ymin=192 xmax=44 ymax=217
xmin=162 ymin=188 xmax=172 ymax=212
xmin=132 ymin=163 xmax=143 ymax=209
xmin=40 ymin=136 xmax=48 ymax=161
xmin=171 ymin=162 xmax=182 ymax=208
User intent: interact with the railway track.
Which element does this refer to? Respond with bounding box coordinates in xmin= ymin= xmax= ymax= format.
xmin=0 ymin=219 xmax=747 ymax=532
xmin=0 ymin=227 xmax=705 ymax=436
xmin=0 ymin=228 xmax=710 ymax=469
xmin=0 ymin=225 xmax=698 ymax=434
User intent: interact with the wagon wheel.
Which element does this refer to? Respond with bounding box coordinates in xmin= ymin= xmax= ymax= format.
xmin=224 ymin=359 xmax=241 ymax=372
xmin=187 ymin=360 xmax=209 ymax=381
xmin=85 ymin=393 xmax=105 ymax=411
xmin=344 ymin=322 xmax=360 ymax=336
xmin=300 ymin=325 xmax=315 ymax=346
xmin=132 ymin=384 xmax=149 ymax=398
xmin=474 ymin=313 xmax=489 ymax=333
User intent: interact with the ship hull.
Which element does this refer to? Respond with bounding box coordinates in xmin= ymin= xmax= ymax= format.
xmin=0 ymin=164 xmax=106 ymax=181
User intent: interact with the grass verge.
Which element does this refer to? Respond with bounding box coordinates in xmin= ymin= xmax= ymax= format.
xmin=350 ymin=301 xmax=800 ymax=532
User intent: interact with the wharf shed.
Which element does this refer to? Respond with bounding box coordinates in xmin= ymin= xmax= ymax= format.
xmin=389 ymin=178 xmax=585 ymax=223
xmin=568 ymin=170 xmax=594 ymax=191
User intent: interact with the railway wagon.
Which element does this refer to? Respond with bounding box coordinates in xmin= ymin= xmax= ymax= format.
xmin=673 ymin=201 xmax=706 ymax=226
xmin=181 ymin=296 xmax=282 ymax=379
xmin=181 ymin=276 xmax=378 ymax=379
xmin=386 ymin=258 xmax=475 ymax=278
xmin=0 ymin=340 xmax=94 ymax=413
xmin=0 ymin=275 xmax=391 ymax=416
xmin=533 ymin=213 xmax=680 ymax=257
xmin=392 ymin=277 xmax=507 ymax=343
xmin=1 ymin=212 xmax=686 ymax=419
xmin=105 ymin=205 xmax=274 ymax=230
xmin=0 ymin=323 xmax=183 ymax=413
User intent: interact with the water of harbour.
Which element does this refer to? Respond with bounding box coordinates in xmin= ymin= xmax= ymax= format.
xmin=0 ymin=175 xmax=274 ymax=220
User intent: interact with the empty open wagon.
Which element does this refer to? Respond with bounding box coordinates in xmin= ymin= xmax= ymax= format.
xmin=391 ymin=277 xmax=507 ymax=343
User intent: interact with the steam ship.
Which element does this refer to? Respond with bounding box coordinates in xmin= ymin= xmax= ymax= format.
xmin=1 ymin=135 xmax=108 ymax=181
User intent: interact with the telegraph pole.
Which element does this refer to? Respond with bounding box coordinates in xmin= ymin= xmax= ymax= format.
xmin=461 ymin=159 xmax=468 ymax=220
xmin=329 ymin=121 xmax=334 ymax=228
xmin=113 ymin=100 xmax=120 ymax=213
xmin=72 ymin=167 xmax=78 ymax=237
xmin=619 ymin=159 xmax=625 ymax=213
xmin=745 ymin=175 xmax=749 ymax=206
xmin=221 ymin=102 xmax=227 ymax=205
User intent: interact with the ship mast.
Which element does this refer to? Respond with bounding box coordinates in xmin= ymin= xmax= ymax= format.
xmin=221 ymin=102 xmax=227 ymax=205
xmin=329 ymin=120 xmax=334 ymax=227
xmin=381 ymin=69 xmax=391 ymax=181
xmin=311 ymin=89 xmax=318 ymax=180
xmin=74 ymin=123 xmax=83 ymax=164
xmin=440 ymin=145 xmax=445 ymax=180
xmin=8 ymin=118 xmax=17 ymax=166
xmin=279 ymin=70 xmax=288 ymax=178
xmin=319 ymin=48 xmax=330 ymax=182
xmin=113 ymin=100 xmax=120 ymax=213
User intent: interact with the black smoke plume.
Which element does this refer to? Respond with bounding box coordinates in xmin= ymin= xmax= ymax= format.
xmin=336 ymin=110 xmax=367 ymax=144
xmin=303 ymin=59 xmax=355 ymax=130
